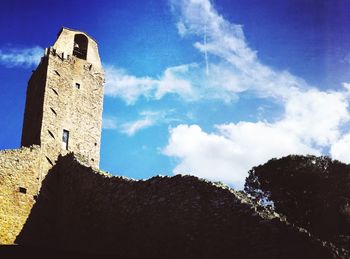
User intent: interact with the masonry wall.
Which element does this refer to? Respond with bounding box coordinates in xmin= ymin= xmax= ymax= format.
xmin=20 ymin=28 xmax=104 ymax=170
xmin=0 ymin=146 xmax=42 ymax=244
xmin=16 ymin=154 xmax=346 ymax=258
xmin=21 ymin=59 xmax=47 ymax=147
xmin=53 ymin=28 xmax=102 ymax=69
xmin=40 ymin=48 xmax=104 ymax=168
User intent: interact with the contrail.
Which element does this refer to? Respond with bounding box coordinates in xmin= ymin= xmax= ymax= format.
xmin=204 ymin=23 xmax=209 ymax=76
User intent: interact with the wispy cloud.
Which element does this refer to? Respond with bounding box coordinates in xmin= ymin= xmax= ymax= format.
xmin=106 ymin=110 xmax=177 ymax=136
xmin=170 ymin=0 xmax=310 ymax=101
xmin=102 ymin=117 xmax=118 ymax=130
xmin=106 ymin=0 xmax=309 ymax=106
xmin=155 ymin=64 xmax=196 ymax=100
xmin=162 ymin=0 xmax=350 ymax=188
xmin=104 ymin=66 xmax=156 ymax=105
xmin=121 ymin=117 xmax=155 ymax=136
xmin=103 ymin=0 xmax=350 ymax=188
xmin=104 ymin=64 xmax=197 ymax=105
xmin=0 ymin=46 xmax=43 ymax=68
xmin=120 ymin=110 xmax=168 ymax=136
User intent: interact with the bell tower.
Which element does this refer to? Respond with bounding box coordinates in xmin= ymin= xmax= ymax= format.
xmin=21 ymin=27 xmax=104 ymax=169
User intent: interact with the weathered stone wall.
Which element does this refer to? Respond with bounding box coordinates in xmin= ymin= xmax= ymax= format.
xmin=17 ymin=154 xmax=347 ymax=258
xmin=53 ymin=28 xmax=102 ymax=69
xmin=21 ymin=58 xmax=47 ymax=147
xmin=1 ymin=26 xmax=104 ymax=246
xmin=0 ymin=146 xmax=42 ymax=244
xmin=40 ymin=47 xmax=104 ymax=169
xmin=20 ymin=28 xmax=104 ymax=169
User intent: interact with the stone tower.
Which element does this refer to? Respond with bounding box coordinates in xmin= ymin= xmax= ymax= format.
xmin=21 ymin=27 xmax=104 ymax=169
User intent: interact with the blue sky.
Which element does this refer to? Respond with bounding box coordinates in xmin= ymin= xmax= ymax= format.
xmin=1 ymin=0 xmax=350 ymax=189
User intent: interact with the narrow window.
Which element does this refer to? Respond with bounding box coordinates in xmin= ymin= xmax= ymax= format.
xmin=75 ymin=83 xmax=80 ymax=89
xmin=46 ymin=156 xmax=53 ymax=166
xmin=51 ymin=87 xmax=59 ymax=96
xmin=19 ymin=187 xmax=27 ymax=194
xmin=48 ymin=130 xmax=55 ymax=139
xmin=50 ymin=107 xmax=57 ymax=116
xmin=62 ymin=130 xmax=69 ymax=150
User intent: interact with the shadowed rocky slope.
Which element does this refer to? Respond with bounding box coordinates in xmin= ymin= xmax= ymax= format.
xmin=15 ymin=154 xmax=347 ymax=258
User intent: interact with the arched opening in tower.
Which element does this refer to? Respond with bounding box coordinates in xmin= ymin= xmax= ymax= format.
xmin=73 ymin=34 xmax=88 ymax=60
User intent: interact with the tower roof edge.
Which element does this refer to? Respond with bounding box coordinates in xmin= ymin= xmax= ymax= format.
xmin=57 ymin=27 xmax=98 ymax=44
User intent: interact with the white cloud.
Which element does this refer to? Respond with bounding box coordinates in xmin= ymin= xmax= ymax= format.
xmin=155 ymin=64 xmax=196 ymax=100
xmin=280 ymin=89 xmax=349 ymax=147
xmin=164 ymin=123 xmax=320 ymax=189
xmin=119 ymin=110 xmax=178 ymax=136
xmin=342 ymin=82 xmax=350 ymax=92
xmin=106 ymin=0 xmax=313 ymax=105
xmin=104 ymin=109 xmax=181 ymax=136
xmin=169 ymin=0 xmax=315 ymax=102
xmin=104 ymin=66 xmax=157 ymax=105
xmin=176 ymin=21 xmax=187 ymax=37
xmin=331 ymin=133 xmax=350 ymax=163
xmin=0 ymin=46 xmax=43 ymax=68
xmin=102 ymin=117 xmax=118 ymax=130
xmin=163 ymin=87 xmax=350 ymax=189
xmin=104 ymin=64 xmax=197 ymax=104
xmin=121 ymin=118 xmax=154 ymax=136
xmin=162 ymin=0 xmax=350 ymax=188
xmin=164 ymin=124 xmax=249 ymax=187
xmin=105 ymin=0 xmax=350 ymax=188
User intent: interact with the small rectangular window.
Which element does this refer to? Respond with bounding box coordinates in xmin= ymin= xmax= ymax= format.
xmin=19 ymin=187 xmax=27 ymax=194
xmin=62 ymin=130 xmax=69 ymax=150
xmin=75 ymin=83 xmax=80 ymax=89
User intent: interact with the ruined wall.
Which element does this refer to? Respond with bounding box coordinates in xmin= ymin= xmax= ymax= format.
xmin=0 ymin=146 xmax=42 ymax=244
xmin=17 ymin=154 xmax=346 ymax=259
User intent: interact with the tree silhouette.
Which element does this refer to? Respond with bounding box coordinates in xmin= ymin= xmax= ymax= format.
xmin=244 ymin=155 xmax=350 ymax=248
